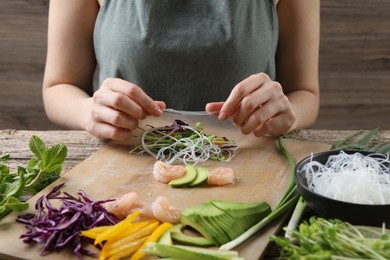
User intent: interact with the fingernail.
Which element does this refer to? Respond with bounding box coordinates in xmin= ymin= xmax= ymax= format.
xmin=154 ymin=106 xmax=162 ymax=116
xmin=218 ymin=111 xmax=227 ymax=121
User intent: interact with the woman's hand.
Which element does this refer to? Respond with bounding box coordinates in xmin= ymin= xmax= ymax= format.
xmin=86 ymin=78 xmax=166 ymax=140
xmin=206 ymin=72 xmax=297 ymax=137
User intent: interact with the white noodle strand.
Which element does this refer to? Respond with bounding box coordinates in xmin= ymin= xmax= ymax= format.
xmin=300 ymin=151 xmax=390 ymax=205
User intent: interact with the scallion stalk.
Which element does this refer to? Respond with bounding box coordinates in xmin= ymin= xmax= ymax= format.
xmin=220 ymin=136 xmax=300 ymax=251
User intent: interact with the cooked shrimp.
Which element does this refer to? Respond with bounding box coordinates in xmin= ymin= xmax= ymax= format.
xmin=207 ymin=167 xmax=235 ymax=186
xmin=151 ymin=196 xmax=180 ymax=224
xmin=104 ymin=192 xmax=138 ymax=219
xmin=153 ymin=160 xmax=186 ymax=183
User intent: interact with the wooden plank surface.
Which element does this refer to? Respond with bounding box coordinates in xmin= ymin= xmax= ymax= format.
xmin=0 ymin=0 xmax=389 ymax=131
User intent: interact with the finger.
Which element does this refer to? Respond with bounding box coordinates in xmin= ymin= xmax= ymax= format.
xmin=105 ymin=78 xmax=163 ymax=117
xmin=219 ymin=73 xmax=270 ymax=121
xmin=88 ymin=121 xmax=133 ymax=141
xmin=239 ymin=105 xmax=273 ymax=135
xmin=92 ymin=105 xmax=139 ymax=130
xmin=253 ymin=124 xmax=269 ymax=137
xmin=145 ymin=101 xmax=166 ymax=116
xmin=205 ymin=102 xmax=224 ymax=116
xmin=254 ymin=113 xmax=296 ymax=137
xmin=232 ymin=80 xmax=282 ymax=126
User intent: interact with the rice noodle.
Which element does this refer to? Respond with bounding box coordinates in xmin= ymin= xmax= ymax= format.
xmin=140 ymin=124 xmax=237 ymax=165
xmin=300 ymin=151 xmax=390 ymax=205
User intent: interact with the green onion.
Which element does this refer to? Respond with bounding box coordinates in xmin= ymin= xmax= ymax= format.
xmin=220 ymin=136 xmax=300 ymax=251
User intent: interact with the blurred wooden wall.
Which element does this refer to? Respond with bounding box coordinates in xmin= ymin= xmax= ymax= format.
xmin=0 ymin=0 xmax=389 ymax=131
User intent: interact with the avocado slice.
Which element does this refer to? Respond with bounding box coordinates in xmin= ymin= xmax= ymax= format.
xmin=170 ymin=224 xmax=214 ymax=246
xmin=210 ymin=200 xmax=271 ymax=229
xmin=180 ymin=202 xmax=226 ymax=245
xmin=158 ymin=230 xmax=173 ymax=245
xmin=169 ymin=164 xmax=197 ymax=187
xmin=179 ymin=200 xmax=272 ymax=245
xmin=189 ymin=167 xmax=209 ymax=187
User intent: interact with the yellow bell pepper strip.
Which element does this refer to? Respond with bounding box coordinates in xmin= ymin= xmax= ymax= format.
xmin=104 ymin=221 xmax=159 ymax=252
xmin=80 ymin=226 xmax=111 ymax=240
xmin=105 ymin=237 xmax=147 ymax=260
xmin=130 ymin=222 xmax=173 ymax=260
xmin=104 ymin=221 xmax=151 ymax=245
xmin=94 ymin=210 xmax=141 ymax=245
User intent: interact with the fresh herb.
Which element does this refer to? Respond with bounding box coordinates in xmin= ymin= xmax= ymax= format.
xmin=220 ymin=136 xmax=300 ymax=251
xmin=0 ymin=135 xmax=67 ymax=220
xmin=332 ymin=128 xmax=390 ymax=154
xmin=130 ymin=120 xmax=237 ymax=165
xmin=270 ymin=217 xmax=390 ymax=259
xmin=16 ymin=183 xmax=120 ymax=258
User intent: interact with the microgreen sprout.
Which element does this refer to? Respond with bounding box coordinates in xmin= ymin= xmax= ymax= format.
xmin=130 ymin=120 xmax=237 ymax=165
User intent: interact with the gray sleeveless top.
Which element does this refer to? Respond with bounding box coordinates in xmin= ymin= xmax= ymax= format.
xmin=94 ymin=0 xmax=278 ymax=111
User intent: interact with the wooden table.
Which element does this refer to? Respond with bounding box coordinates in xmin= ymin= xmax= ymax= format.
xmin=1 ymin=129 xmax=389 ymax=173
xmin=1 ymin=129 xmax=389 ymax=259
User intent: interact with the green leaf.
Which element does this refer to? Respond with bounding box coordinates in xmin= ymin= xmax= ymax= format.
xmin=0 ymin=165 xmax=9 ymax=175
xmin=4 ymin=197 xmax=28 ymax=212
xmin=0 ymin=154 xmax=10 ymax=164
xmin=0 ymin=205 xmax=12 ymax=220
xmin=27 ymin=157 xmax=39 ymax=171
xmin=40 ymin=144 xmax=67 ymax=172
xmin=29 ymin=135 xmax=47 ymax=160
xmin=3 ymin=167 xmax=26 ymax=199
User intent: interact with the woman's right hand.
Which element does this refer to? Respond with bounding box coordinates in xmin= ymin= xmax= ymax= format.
xmin=86 ymin=78 xmax=166 ymax=140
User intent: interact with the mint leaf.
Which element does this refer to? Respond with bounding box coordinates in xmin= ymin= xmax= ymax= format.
xmin=3 ymin=167 xmax=26 ymax=199
xmin=40 ymin=144 xmax=67 ymax=173
xmin=29 ymin=135 xmax=47 ymax=160
xmin=4 ymin=197 xmax=29 ymax=212
xmin=0 ymin=135 xmax=68 ymax=221
xmin=0 ymin=165 xmax=9 ymax=175
xmin=0 ymin=205 xmax=11 ymax=220
xmin=27 ymin=157 xmax=39 ymax=171
xmin=0 ymin=154 xmax=10 ymax=164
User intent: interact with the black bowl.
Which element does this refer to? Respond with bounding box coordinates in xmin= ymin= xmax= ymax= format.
xmin=295 ymin=150 xmax=390 ymax=226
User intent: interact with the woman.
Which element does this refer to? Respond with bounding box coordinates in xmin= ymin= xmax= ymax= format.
xmin=42 ymin=0 xmax=320 ymax=140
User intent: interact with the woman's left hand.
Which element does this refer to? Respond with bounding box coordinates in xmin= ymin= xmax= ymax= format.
xmin=206 ymin=72 xmax=297 ymax=137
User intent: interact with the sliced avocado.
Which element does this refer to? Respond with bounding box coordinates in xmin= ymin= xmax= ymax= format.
xmin=179 ymin=202 xmax=220 ymax=244
xmin=180 ymin=202 xmax=231 ymax=245
xmin=210 ymin=200 xmax=271 ymax=229
xmin=189 ymin=167 xmax=209 ymax=187
xmin=169 ymin=164 xmax=197 ymax=187
xmin=158 ymin=229 xmax=173 ymax=245
xmin=170 ymin=224 xmax=214 ymax=246
xmin=179 ymin=200 xmax=273 ymax=246
xmin=206 ymin=212 xmax=246 ymax=242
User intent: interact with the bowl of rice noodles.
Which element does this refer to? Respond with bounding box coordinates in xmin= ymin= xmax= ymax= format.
xmin=295 ymin=150 xmax=390 ymax=226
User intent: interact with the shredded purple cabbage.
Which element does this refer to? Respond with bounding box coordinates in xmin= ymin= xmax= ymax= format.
xmin=16 ymin=183 xmax=120 ymax=259
xmin=170 ymin=119 xmax=189 ymax=131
